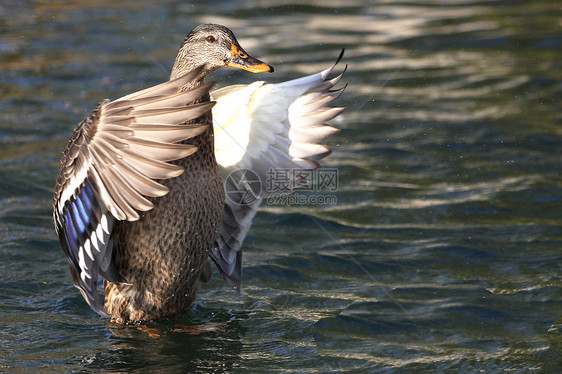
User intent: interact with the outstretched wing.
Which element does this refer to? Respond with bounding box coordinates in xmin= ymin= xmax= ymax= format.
xmin=53 ymin=69 xmax=215 ymax=315
xmin=211 ymin=51 xmax=346 ymax=289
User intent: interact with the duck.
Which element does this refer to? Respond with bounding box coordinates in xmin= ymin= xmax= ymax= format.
xmin=53 ymin=24 xmax=346 ymax=324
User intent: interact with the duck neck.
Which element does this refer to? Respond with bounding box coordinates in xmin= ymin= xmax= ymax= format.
xmin=171 ymin=67 xmax=206 ymax=84
xmin=169 ymin=52 xmax=218 ymax=167
xmin=170 ymin=71 xmax=217 ymax=169
xmin=169 ymin=49 xmax=219 ymax=83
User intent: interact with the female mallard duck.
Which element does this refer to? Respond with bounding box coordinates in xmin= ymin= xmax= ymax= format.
xmin=53 ymin=24 xmax=345 ymax=323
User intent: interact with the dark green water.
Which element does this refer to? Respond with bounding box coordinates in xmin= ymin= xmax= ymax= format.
xmin=1 ymin=0 xmax=560 ymax=372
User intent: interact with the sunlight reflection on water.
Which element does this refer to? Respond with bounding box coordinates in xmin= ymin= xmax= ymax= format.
xmin=0 ymin=0 xmax=560 ymax=372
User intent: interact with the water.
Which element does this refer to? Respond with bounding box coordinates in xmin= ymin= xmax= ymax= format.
xmin=1 ymin=0 xmax=560 ymax=372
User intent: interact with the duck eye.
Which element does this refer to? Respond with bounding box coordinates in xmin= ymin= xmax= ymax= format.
xmin=206 ymin=35 xmax=216 ymax=43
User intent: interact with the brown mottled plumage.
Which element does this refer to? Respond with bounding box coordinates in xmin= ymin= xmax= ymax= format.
xmin=54 ymin=24 xmax=272 ymax=323
xmin=105 ymin=93 xmax=223 ymax=322
xmin=103 ymin=26 xmax=273 ymax=323
xmin=54 ymin=24 xmax=345 ymax=324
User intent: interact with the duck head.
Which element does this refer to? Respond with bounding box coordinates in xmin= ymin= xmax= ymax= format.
xmin=170 ymin=24 xmax=274 ymax=81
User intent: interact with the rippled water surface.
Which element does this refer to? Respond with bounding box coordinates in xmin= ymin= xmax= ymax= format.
xmin=1 ymin=0 xmax=560 ymax=372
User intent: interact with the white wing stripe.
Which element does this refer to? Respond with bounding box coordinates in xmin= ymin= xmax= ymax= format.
xmin=78 ymin=246 xmax=88 ymax=270
xmin=91 ymin=229 xmax=100 ymax=251
xmin=84 ymin=239 xmax=94 ymax=261
xmin=95 ymin=224 xmax=105 ymax=246
xmin=101 ymin=214 xmax=110 ymax=234
xmin=57 ymin=163 xmax=88 ymax=214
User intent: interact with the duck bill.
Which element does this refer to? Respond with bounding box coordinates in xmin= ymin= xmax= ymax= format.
xmin=226 ymin=44 xmax=274 ymax=73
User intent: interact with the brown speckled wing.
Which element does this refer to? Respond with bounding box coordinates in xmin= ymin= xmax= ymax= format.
xmin=53 ymin=69 xmax=215 ymax=315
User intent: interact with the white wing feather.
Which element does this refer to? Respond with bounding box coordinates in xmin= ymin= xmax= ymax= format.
xmin=211 ymin=51 xmax=346 ymax=288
